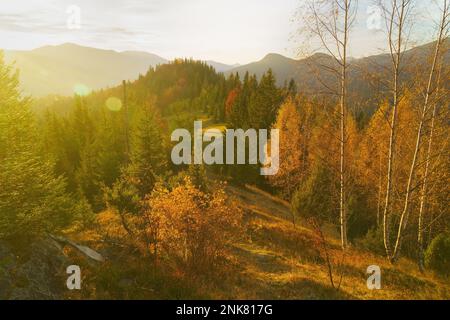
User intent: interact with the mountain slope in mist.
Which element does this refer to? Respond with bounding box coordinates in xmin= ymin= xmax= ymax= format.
xmin=4 ymin=43 xmax=168 ymax=96
xmin=3 ymin=43 xmax=241 ymax=96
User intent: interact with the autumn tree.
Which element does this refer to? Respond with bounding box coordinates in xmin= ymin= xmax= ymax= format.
xmin=393 ymin=0 xmax=449 ymax=263
xmin=268 ymin=97 xmax=304 ymax=199
xmin=378 ymin=0 xmax=415 ymax=261
xmin=300 ymin=0 xmax=358 ymax=248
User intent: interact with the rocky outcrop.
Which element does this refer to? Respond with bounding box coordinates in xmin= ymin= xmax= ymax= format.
xmin=0 ymin=238 xmax=68 ymax=300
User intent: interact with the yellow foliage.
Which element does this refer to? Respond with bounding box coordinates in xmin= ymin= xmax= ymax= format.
xmin=146 ymin=178 xmax=243 ymax=271
xmin=95 ymin=178 xmax=243 ymax=273
xmin=268 ymin=97 xmax=308 ymax=197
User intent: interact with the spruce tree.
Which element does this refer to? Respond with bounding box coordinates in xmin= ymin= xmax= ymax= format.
xmin=126 ymin=104 xmax=168 ymax=198
xmin=0 ymin=53 xmax=76 ymax=239
xmin=248 ymin=69 xmax=282 ymax=130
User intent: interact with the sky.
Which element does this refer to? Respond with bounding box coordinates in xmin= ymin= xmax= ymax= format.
xmin=0 ymin=0 xmax=442 ymax=65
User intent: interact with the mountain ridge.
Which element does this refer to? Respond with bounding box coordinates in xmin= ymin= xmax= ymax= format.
xmin=226 ymin=40 xmax=450 ymax=85
xmin=3 ymin=43 xmax=239 ymax=96
xmin=3 ymin=41 xmax=447 ymax=97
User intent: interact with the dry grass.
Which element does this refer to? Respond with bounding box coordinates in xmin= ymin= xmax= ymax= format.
xmin=69 ymin=183 xmax=449 ymax=300
xmin=208 ymin=184 xmax=450 ymax=300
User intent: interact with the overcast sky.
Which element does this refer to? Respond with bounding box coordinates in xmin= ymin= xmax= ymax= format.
xmin=0 ymin=0 xmax=442 ymax=64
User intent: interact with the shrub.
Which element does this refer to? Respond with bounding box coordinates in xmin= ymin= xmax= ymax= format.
xmin=347 ymin=190 xmax=375 ymax=241
xmin=356 ymin=227 xmax=385 ymax=255
xmin=291 ymin=165 xmax=337 ymax=224
xmin=425 ymin=233 xmax=450 ymax=276
xmin=147 ymin=178 xmax=243 ymax=272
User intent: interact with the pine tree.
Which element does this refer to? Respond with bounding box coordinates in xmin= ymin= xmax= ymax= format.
xmin=126 ymin=103 xmax=168 ymax=198
xmin=230 ymin=72 xmax=255 ymax=129
xmin=287 ymin=78 xmax=297 ymax=98
xmin=248 ymin=69 xmax=282 ymax=129
xmin=0 ymin=53 xmax=76 ymax=239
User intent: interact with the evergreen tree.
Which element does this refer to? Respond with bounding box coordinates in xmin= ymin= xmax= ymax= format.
xmin=287 ymin=78 xmax=297 ymax=98
xmin=291 ymin=164 xmax=337 ymax=224
xmin=230 ymin=72 xmax=255 ymax=129
xmin=187 ymin=164 xmax=209 ymax=192
xmin=0 ymin=53 xmax=76 ymax=239
xmin=248 ymin=69 xmax=282 ymax=129
xmin=126 ymin=103 xmax=168 ymax=198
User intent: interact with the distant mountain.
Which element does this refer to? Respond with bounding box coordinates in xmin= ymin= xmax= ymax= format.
xmin=227 ymin=53 xmax=298 ymax=84
xmin=226 ymin=41 xmax=450 ymax=90
xmin=224 ymin=41 xmax=449 ymax=120
xmin=3 ymin=41 xmax=447 ymax=98
xmin=4 ymin=43 xmax=168 ymax=96
xmin=205 ymin=60 xmax=240 ymax=73
xmin=3 ymin=43 xmax=243 ymax=96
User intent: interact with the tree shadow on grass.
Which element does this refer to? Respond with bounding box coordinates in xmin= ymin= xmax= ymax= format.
xmin=273 ymin=278 xmax=357 ymax=300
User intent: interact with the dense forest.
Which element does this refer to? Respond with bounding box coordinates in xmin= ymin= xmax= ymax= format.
xmin=0 ymin=0 xmax=449 ymax=300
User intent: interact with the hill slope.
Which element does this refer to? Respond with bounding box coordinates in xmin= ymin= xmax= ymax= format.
xmin=221 ymin=184 xmax=449 ymax=299
xmin=1 ymin=182 xmax=448 ymax=300
xmin=4 ymin=43 xmax=168 ymax=97
xmin=73 ymin=183 xmax=450 ymax=299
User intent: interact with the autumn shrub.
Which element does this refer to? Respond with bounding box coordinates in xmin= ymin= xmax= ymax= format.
xmin=425 ymin=233 xmax=450 ymax=277
xmin=96 ymin=210 xmax=132 ymax=242
xmin=97 ymin=177 xmax=243 ymax=274
xmin=356 ymin=227 xmax=385 ymax=255
xmin=147 ymin=178 xmax=243 ymax=273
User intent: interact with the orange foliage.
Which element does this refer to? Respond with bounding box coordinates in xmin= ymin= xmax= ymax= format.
xmin=95 ymin=178 xmax=243 ymax=273
xmin=225 ymin=87 xmax=240 ymax=120
xmin=146 ymin=178 xmax=243 ymax=271
xmin=268 ymin=97 xmax=304 ymax=197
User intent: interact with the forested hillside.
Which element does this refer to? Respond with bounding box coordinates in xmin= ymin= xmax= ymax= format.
xmin=1 ymin=0 xmax=449 ymax=299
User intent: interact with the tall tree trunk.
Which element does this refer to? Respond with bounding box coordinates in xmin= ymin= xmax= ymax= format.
xmin=377 ymin=153 xmax=383 ymax=227
xmin=417 ymin=102 xmax=437 ymax=271
xmin=301 ymin=0 xmax=356 ymax=249
xmin=382 ymin=0 xmax=409 ymax=261
xmin=339 ymin=0 xmax=349 ymax=249
xmin=123 ymin=80 xmax=130 ymax=160
xmin=418 ymin=0 xmax=448 ymax=272
xmin=392 ymin=0 xmax=447 ymax=262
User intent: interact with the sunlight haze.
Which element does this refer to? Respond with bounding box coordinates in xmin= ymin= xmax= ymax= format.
xmin=0 ymin=0 xmax=441 ymax=64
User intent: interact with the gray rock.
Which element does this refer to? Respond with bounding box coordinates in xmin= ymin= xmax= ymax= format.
xmin=0 ymin=237 xmax=69 ymax=300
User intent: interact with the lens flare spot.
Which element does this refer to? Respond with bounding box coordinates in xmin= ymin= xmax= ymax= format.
xmin=105 ymin=97 xmax=122 ymax=112
xmin=73 ymin=84 xmax=91 ymax=96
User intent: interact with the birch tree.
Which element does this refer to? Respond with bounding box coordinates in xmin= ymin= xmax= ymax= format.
xmin=300 ymin=0 xmax=358 ymax=249
xmin=378 ymin=0 xmax=415 ymax=260
xmin=416 ymin=0 xmax=449 ymax=270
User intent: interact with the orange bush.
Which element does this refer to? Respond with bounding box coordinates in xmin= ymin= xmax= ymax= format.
xmin=146 ymin=178 xmax=243 ymax=272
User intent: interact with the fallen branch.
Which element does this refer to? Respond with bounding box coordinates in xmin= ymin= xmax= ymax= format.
xmin=48 ymin=234 xmax=105 ymax=262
